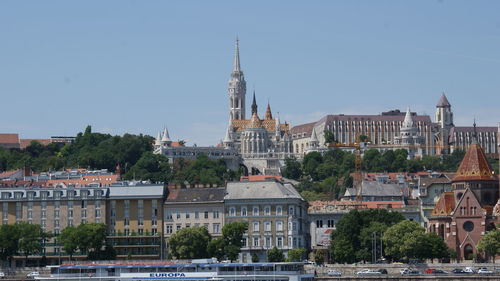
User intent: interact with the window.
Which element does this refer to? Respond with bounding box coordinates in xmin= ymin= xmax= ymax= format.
xmin=68 ymin=219 xmax=73 ymax=226
xmin=264 ymin=206 xmax=271 ymax=216
xmin=253 ymin=206 xmax=259 ymax=216
xmin=213 ymin=224 xmax=220 ymax=233
xmin=186 ymin=212 xmax=190 ymax=219
xmin=81 ymin=209 xmax=87 ymax=218
xmin=327 ymin=220 xmax=335 ymax=228
xmin=166 ymin=212 xmax=173 ymax=220
xmin=265 ymin=221 xmax=271 ymax=232
xmin=176 ymin=212 xmax=181 ymax=219
xmin=96 ymin=209 xmax=101 ymax=218
xmin=138 ymin=229 xmax=144 ymax=235
xmin=204 ymin=211 xmax=209 ymax=219
xmin=253 ymin=237 xmax=259 ymax=247
xmin=265 ymin=237 xmax=272 ymax=248
xmin=41 ymin=210 xmax=46 ymax=218
xmin=463 ymin=221 xmax=474 ymax=232
xmin=54 ymin=210 xmax=60 ymax=218
xmin=241 ymin=207 xmax=247 ymax=216
xmin=316 ymin=220 xmax=323 ymax=228
xmin=253 ymin=221 xmax=260 ymax=232
xmin=166 ymin=225 xmax=173 ymax=234
xmin=277 ymin=237 xmax=283 ymax=247
xmin=195 ymin=211 xmax=199 ymax=219
xmin=243 ymin=237 xmax=248 ymax=247
xmin=276 ymin=221 xmax=283 ymax=231
xmin=176 ymin=224 xmax=181 ymax=230
xmin=276 ymin=206 xmax=282 ymax=216
xmin=213 ymin=210 xmax=220 ymax=219
xmin=68 ymin=210 xmax=73 ymax=218
xmin=28 ymin=211 xmax=32 ymax=219
xmin=289 ymin=206 xmax=295 ymax=216
xmin=54 ymin=220 xmax=60 ymax=227
xmin=229 ymin=207 xmax=236 ymax=217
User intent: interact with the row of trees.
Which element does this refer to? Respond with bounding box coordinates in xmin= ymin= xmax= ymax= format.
xmin=169 ymin=222 xmax=248 ymax=261
xmin=59 ymin=223 xmax=115 ymax=260
xmin=0 ymin=126 xmax=239 ymax=185
xmin=329 ymin=209 xmax=451 ymax=263
xmin=0 ymin=222 xmax=112 ymax=264
xmin=283 ymin=147 xmax=499 ymax=202
xmin=0 ymin=222 xmax=51 ymax=263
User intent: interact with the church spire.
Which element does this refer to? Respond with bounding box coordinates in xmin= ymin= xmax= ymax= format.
xmin=233 ymin=37 xmax=241 ymax=73
xmin=472 ymin=119 xmax=478 ymax=144
xmin=402 ymin=107 xmax=414 ymax=128
xmin=251 ymin=91 xmax=258 ymax=115
xmin=265 ymin=102 xmax=273 ymax=120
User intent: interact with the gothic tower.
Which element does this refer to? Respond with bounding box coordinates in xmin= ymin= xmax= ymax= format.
xmin=228 ymin=38 xmax=247 ymax=120
xmin=435 ymin=93 xmax=454 ymax=154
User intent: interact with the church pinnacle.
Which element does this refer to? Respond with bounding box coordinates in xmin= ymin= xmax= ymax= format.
xmin=251 ymin=91 xmax=258 ymax=115
xmin=233 ymin=37 xmax=241 ymax=73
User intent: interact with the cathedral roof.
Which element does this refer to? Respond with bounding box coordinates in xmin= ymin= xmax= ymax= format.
xmin=452 ymin=142 xmax=496 ymax=182
xmin=430 ymin=192 xmax=456 ymax=217
xmin=248 ymin=112 xmax=263 ymax=129
xmin=437 ymin=93 xmax=451 ymax=107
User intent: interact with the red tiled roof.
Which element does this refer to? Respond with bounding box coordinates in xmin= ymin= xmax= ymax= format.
xmin=453 ymin=143 xmax=496 ymax=182
xmin=19 ymin=139 xmax=52 ymax=149
xmin=0 ymin=169 xmax=20 ymax=178
xmin=431 ymin=192 xmax=456 ymax=216
xmin=0 ymin=134 xmax=20 ymax=144
xmin=240 ymin=175 xmax=282 ymax=182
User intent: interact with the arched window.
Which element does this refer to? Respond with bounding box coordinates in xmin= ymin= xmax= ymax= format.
xmin=464 ymin=244 xmax=474 ymax=260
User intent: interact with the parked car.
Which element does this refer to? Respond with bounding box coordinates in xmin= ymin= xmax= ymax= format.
xmin=327 ymin=270 xmax=342 ymax=276
xmin=399 ymin=268 xmax=422 ymax=275
xmin=0 ymin=272 xmax=5 ymax=279
xmin=356 ymin=269 xmax=382 ymax=275
xmin=27 ymin=272 xmax=40 ymax=278
xmin=425 ymin=268 xmax=448 ymax=274
xmin=452 ymin=268 xmax=468 ymax=274
xmin=478 ymin=268 xmax=493 ymax=274
xmin=377 ymin=269 xmax=388 ymax=274
xmin=464 ymin=267 xmax=476 ymax=273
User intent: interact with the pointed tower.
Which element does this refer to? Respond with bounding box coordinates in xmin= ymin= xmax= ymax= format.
xmin=223 ymin=119 xmax=234 ymax=148
xmin=265 ymin=102 xmax=273 ymax=120
xmin=251 ymin=91 xmax=258 ymax=115
xmin=309 ymin=128 xmax=319 ymax=149
xmin=436 ymin=93 xmax=454 ymax=154
xmin=161 ymin=127 xmax=172 ymax=146
xmin=228 ymin=38 xmax=247 ymax=120
xmin=155 ymin=131 xmax=162 ymax=147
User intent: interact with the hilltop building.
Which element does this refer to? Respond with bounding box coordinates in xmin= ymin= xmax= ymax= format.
xmin=291 ymin=94 xmax=498 ymax=157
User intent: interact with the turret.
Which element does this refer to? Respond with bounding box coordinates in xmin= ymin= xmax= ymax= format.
xmin=228 ymin=38 xmax=247 ymax=120
xmin=161 ymin=127 xmax=172 ymax=146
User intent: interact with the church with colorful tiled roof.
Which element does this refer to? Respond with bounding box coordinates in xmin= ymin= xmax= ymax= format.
xmin=428 ymin=123 xmax=499 ymax=261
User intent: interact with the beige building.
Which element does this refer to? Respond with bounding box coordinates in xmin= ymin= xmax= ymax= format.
xmin=107 ymin=185 xmax=165 ymax=259
xmin=224 ymin=179 xmax=309 ymax=262
xmin=0 ymin=186 xmax=107 ymax=264
xmin=163 ymin=187 xmax=225 ymax=250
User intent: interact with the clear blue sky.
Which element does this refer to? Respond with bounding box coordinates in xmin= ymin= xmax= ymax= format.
xmin=1 ymin=1 xmax=499 ymax=146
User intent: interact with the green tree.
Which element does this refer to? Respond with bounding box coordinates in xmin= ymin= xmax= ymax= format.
xmin=222 ymin=222 xmax=248 ymax=261
xmin=207 ymin=237 xmax=225 ymax=261
xmin=17 ymin=222 xmax=50 ymax=262
xmin=59 ymin=226 xmax=79 ymax=260
xmin=124 ymin=152 xmax=171 ymax=182
xmin=267 ymin=247 xmax=284 ymax=262
xmin=477 ymin=230 xmax=500 ymax=262
xmin=314 ymin=251 xmax=325 ymax=265
xmin=286 ymin=248 xmax=306 ymax=262
xmin=168 ymin=227 xmax=211 ymax=259
xmin=77 ymin=223 xmax=107 ymax=256
xmin=251 ymin=253 xmax=259 ymax=262
xmin=0 ymin=224 xmax=20 ymax=262
xmin=331 ymin=209 xmax=404 ymax=263
xmin=282 ymin=157 xmax=302 ymax=180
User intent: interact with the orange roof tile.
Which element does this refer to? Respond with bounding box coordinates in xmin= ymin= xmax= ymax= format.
xmin=431 ymin=192 xmax=456 ymax=216
xmin=0 ymin=134 xmax=19 ymax=144
xmin=19 ymin=139 xmax=52 ymax=149
xmin=453 ymin=143 xmax=496 ymax=182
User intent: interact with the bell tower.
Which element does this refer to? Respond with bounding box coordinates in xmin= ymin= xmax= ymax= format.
xmin=436 ymin=93 xmax=454 ymax=154
xmin=228 ymin=38 xmax=246 ymax=120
